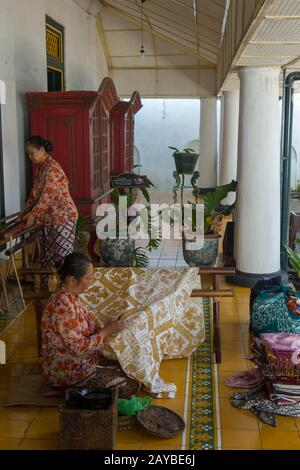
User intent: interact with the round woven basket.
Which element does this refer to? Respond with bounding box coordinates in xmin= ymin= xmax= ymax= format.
xmin=136 ymin=405 xmax=185 ymax=438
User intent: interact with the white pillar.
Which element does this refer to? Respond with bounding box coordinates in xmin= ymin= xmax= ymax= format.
xmin=219 ymin=90 xmax=239 ymax=205
xmin=235 ymin=67 xmax=281 ymax=283
xmin=198 ymin=97 xmax=217 ymax=187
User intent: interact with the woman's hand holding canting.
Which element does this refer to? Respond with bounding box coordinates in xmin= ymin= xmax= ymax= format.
xmin=100 ymin=319 xmax=125 ymax=338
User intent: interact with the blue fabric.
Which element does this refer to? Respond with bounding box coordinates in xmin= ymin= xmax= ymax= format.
xmin=250 ymin=286 xmax=300 ymax=336
xmin=249 ymin=275 xmax=282 ymax=313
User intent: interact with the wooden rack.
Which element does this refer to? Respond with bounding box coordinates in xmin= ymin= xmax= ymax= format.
xmin=0 ymin=211 xmax=43 ymax=311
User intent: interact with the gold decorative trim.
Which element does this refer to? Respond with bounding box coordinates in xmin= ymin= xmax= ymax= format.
xmin=46 ymin=24 xmax=63 ymax=62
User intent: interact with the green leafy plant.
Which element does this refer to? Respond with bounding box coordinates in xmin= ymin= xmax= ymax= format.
xmin=75 ymin=213 xmax=88 ymax=249
xmin=285 ymin=245 xmax=300 ymax=276
xmin=109 ymin=174 xmax=163 ymax=267
xmin=168 ymin=146 xmax=196 ymax=154
xmin=131 ymin=246 xmax=149 ymax=268
xmin=203 ymin=180 xmax=237 ymax=234
xmin=188 ymin=180 xmax=237 ymax=235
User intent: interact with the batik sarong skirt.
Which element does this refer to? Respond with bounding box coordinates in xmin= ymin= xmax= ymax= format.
xmin=41 ymin=219 xmax=76 ymax=268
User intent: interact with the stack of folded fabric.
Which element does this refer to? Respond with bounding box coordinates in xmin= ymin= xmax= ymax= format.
xmin=268 ymin=380 xmax=300 ymax=405
xmin=259 ymin=333 xmax=300 ymax=405
xmin=260 ymin=333 xmax=300 ymax=377
xmin=229 ymin=333 xmax=300 ymax=426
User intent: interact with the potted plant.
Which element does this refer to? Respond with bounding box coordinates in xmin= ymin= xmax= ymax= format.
xmin=182 ymin=180 xmax=237 ymax=266
xmin=285 ymin=245 xmax=300 ymax=289
xmin=99 ymin=175 xmax=161 ymax=267
xmin=168 ymin=146 xmax=199 ymax=175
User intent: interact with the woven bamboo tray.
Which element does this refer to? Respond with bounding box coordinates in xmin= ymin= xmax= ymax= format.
xmin=137 ymin=406 xmax=185 ymax=438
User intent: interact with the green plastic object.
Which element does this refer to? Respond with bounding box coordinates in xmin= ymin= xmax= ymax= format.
xmin=117 ymin=395 xmax=152 ymax=416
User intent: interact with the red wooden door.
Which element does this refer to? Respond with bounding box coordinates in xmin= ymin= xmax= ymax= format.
xmin=29 ymin=106 xmax=87 ymax=201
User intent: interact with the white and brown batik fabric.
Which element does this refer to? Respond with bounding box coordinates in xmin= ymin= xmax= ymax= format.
xmin=81 ymin=267 xmax=205 ymax=396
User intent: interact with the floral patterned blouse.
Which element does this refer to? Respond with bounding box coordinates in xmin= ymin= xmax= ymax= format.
xmin=41 ymin=287 xmax=103 ymax=389
xmin=26 ymin=156 xmax=78 ymax=226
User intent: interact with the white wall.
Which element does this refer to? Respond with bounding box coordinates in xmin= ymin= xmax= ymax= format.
xmin=0 ymin=0 xmax=108 ymax=215
xmin=134 ymin=98 xmax=223 ymax=190
xmin=135 ymin=99 xmax=201 ymax=189
xmin=112 ymin=68 xmax=217 ymax=98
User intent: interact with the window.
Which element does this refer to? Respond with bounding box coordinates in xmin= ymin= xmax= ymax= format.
xmin=46 ymin=16 xmax=64 ymax=92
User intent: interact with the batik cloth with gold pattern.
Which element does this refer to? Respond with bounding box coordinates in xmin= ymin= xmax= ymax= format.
xmin=81 ymin=267 xmax=205 ymax=397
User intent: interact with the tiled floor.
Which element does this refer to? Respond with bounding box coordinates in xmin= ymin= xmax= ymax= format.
xmin=0 ymin=284 xmax=26 ymax=336
xmin=0 ymin=240 xmax=300 ymax=450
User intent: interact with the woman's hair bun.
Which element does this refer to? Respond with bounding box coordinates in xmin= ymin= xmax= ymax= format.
xmin=56 ymin=252 xmax=92 ymax=283
xmin=43 ymin=139 xmax=54 ymax=152
xmin=25 ymin=135 xmax=54 ymax=153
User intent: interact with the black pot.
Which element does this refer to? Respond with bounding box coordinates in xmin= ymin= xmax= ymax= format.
xmin=288 ymin=270 xmax=300 ymax=290
xmin=65 ymin=387 xmax=112 ymax=410
xmin=173 ymin=153 xmax=199 ymax=175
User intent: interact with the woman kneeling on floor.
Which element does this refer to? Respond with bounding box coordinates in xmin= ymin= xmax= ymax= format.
xmin=41 ymin=252 xmax=126 ymax=390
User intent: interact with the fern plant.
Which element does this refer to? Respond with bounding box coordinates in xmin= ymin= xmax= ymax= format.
xmin=109 ymin=173 xmax=163 ymax=267
xmin=132 ymin=247 xmax=150 ymax=268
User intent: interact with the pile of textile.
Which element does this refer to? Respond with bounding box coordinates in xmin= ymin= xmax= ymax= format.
xmin=229 ymin=333 xmax=300 ymax=427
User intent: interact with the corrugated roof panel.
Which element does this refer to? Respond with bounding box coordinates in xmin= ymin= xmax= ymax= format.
xmin=269 ymin=0 xmax=300 ymax=17
xmin=252 ymin=18 xmax=300 ymax=42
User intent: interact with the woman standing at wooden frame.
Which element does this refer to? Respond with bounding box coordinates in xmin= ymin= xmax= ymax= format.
xmin=24 ymin=135 xmax=78 ymax=274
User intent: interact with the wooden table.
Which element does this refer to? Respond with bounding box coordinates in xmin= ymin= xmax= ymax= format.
xmin=191 ymin=256 xmax=236 ymax=363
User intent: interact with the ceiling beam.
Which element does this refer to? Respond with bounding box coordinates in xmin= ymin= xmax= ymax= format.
xmin=96 ymin=14 xmax=112 ymax=69
xmin=265 ymin=16 xmax=300 ymax=19
xmin=249 ymin=41 xmax=300 ymax=44
xmin=282 ymin=55 xmax=300 ymax=68
xmin=111 ymin=65 xmax=212 ymax=70
xmin=97 ymin=0 xmax=216 ymax=65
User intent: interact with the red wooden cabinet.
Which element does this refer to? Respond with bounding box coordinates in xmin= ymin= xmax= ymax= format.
xmin=110 ymin=91 xmax=142 ymax=175
xmin=26 ymin=78 xmax=119 ymax=219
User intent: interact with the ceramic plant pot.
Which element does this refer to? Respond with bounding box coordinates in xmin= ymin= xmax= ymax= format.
xmin=182 ymin=233 xmax=220 ymax=266
xmin=100 ymin=237 xmax=135 ymax=267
